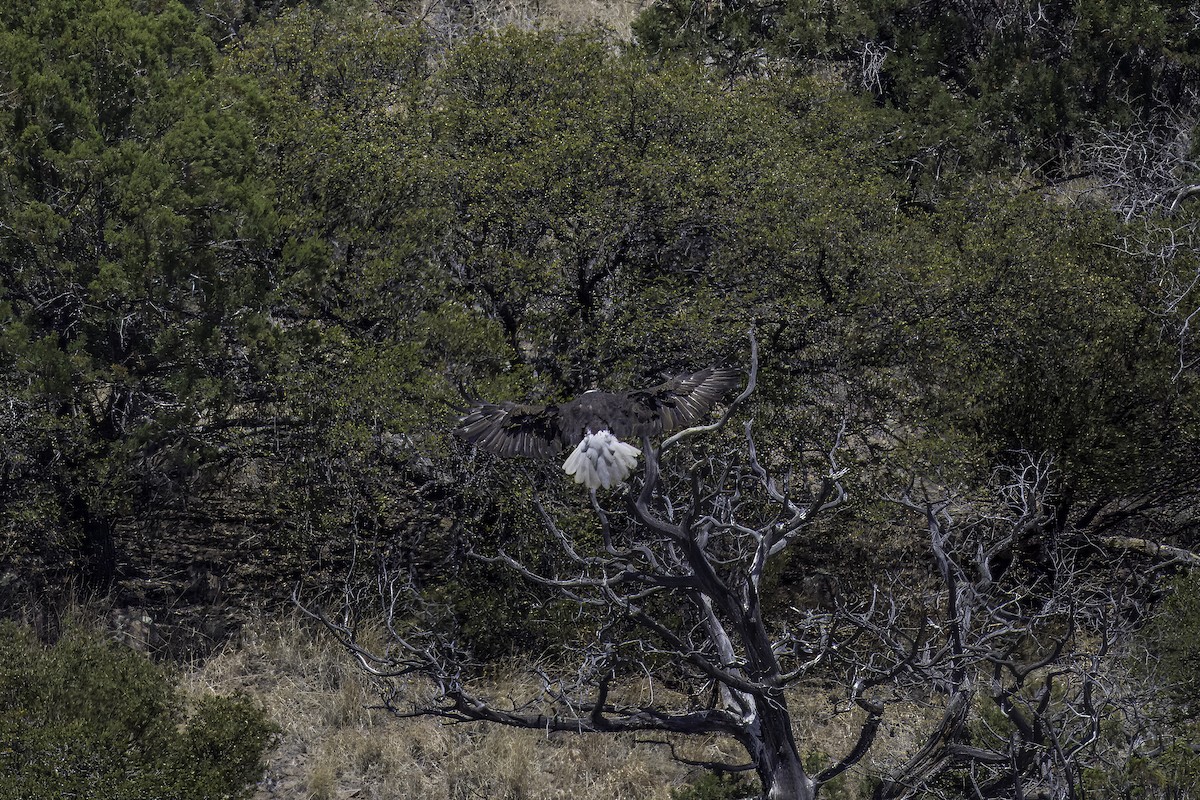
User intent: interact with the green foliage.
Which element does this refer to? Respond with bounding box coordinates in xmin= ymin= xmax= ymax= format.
xmin=634 ymin=0 xmax=1200 ymax=179
xmin=898 ymin=191 xmax=1198 ymax=499
xmin=10 ymin=1 xmax=1198 ymax=644
xmin=1083 ymin=742 xmax=1200 ymax=800
xmin=427 ymin=30 xmax=764 ymax=385
xmin=219 ymin=7 xmax=505 ymax=566
xmin=1148 ymin=571 xmax=1200 ymax=724
xmin=0 ymin=620 xmax=276 ymax=800
xmin=670 ymin=771 xmax=758 ymax=800
xmin=0 ymin=0 xmax=279 ymax=583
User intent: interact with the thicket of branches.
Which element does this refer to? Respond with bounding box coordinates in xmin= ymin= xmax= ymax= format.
xmin=303 ymin=339 xmax=1191 ymax=798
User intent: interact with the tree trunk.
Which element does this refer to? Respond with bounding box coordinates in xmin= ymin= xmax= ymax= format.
xmin=745 ymin=693 xmax=815 ymax=800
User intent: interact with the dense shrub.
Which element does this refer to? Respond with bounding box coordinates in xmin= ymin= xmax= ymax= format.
xmin=0 ymin=620 xmax=276 ymax=800
xmin=670 ymin=772 xmax=759 ymax=800
xmin=1149 ymin=572 xmax=1200 ymax=726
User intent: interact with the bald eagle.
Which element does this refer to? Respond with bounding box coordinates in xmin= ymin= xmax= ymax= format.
xmin=454 ymin=368 xmax=742 ymax=490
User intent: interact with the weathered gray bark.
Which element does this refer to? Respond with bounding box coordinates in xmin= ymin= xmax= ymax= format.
xmin=738 ymin=698 xmax=814 ymax=800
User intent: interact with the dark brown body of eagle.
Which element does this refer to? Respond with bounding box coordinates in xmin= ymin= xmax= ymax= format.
xmin=454 ymin=367 xmax=742 ymax=489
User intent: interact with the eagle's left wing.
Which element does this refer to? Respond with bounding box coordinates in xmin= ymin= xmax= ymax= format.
xmin=620 ymin=367 xmax=742 ymax=438
xmin=454 ymin=401 xmax=563 ymax=458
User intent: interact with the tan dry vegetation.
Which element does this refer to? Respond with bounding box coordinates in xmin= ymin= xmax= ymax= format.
xmin=43 ymin=596 xmax=922 ymax=799
xmin=177 ymin=613 xmax=935 ymax=799
xmin=537 ymin=0 xmax=652 ymax=35
xmin=181 ymin=614 xmax=717 ymax=799
xmin=403 ymin=0 xmax=653 ymax=39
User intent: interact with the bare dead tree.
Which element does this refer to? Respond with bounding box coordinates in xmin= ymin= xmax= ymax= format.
xmin=297 ymin=348 xmax=1160 ymax=800
xmin=859 ymin=454 xmax=1150 ymax=800
xmin=1081 ymin=109 xmax=1199 ymax=224
xmin=297 ymin=339 xmax=907 ymax=800
xmin=1080 ymin=99 xmax=1200 ymax=379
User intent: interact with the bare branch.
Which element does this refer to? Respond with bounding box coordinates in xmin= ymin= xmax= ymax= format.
xmin=1097 ymin=535 xmax=1200 ymax=567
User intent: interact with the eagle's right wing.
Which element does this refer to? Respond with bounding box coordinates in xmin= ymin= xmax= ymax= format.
xmin=454 ymin=401 xmax=563 ymax=458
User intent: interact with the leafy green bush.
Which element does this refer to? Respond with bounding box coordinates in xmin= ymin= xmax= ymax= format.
xmin=671 ymin=772 xmax=758 ymax=800
xmin=1081 ymin=572 xmax=1200 ymax=798
xmin=1149 ymin=572 xmax=1200 ymax=725
xmin=0 ymin=620 xmax=276 ymax=800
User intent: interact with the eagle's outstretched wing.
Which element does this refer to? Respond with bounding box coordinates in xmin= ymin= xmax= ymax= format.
xmin=455 ymin=367 xmax=741 ymax=459
xmin=454 ymin=401 xmax=563 ymax=458
xmin=618 ymin=367 xmax=742 ymax=439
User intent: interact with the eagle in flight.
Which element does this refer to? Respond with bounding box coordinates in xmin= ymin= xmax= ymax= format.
xmin=454 ymin=368 xmax=742 ymax=490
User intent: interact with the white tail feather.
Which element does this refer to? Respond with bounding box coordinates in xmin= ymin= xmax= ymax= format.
xmin=562 ymin=431 xmax=641 ymax=490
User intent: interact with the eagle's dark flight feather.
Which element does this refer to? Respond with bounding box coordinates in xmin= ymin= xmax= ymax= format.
xmin=453 ymin=401 xmax=562 ymax=459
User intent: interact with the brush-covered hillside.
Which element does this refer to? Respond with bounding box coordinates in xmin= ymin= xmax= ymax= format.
xmin=3 ymin=0 xmax=1200 ymax=797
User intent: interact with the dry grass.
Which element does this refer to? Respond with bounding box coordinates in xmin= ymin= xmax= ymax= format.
xmin=538 ymin=0 xmax=652 ymax=35
xmin=401 ymin=0 xmax=654 ymax=39
xmin=16 ymin=593 xmax=926 ymax=799
xmin=180 ymin=615 xmax=712 ymax=800
xmin=177 ymin=612 xmax=940 ymax=799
